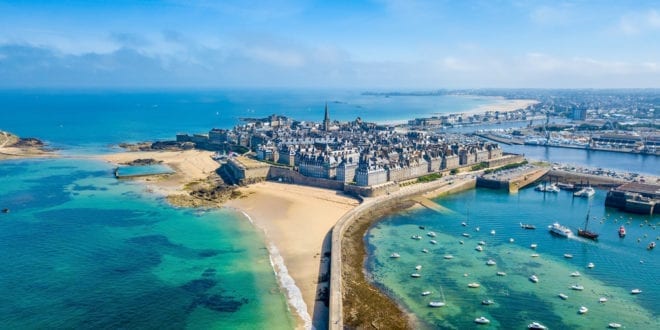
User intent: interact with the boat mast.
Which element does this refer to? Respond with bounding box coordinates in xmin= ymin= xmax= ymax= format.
xmin=584 ymin=206 xmax=591 ymax=231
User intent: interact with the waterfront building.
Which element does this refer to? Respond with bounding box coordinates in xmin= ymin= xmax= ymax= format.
xmin=355 ymin=162 xmax=387 ymax=186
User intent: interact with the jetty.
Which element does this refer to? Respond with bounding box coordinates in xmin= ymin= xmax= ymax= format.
xmin=605 ymin=182 xmax=659 ymax=215
xmin=477 ymin=166 xmax=549 ymax=193
xmin=410 ymin=196 xmax=454 ymax=214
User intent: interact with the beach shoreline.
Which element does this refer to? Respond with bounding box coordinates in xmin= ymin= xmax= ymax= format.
xmin=96 ymin=149 xmax=361 ymax=329
xmin=458 ymin=97 xmax=539 ymax=116
xmin=225 ymin=182 xmax=359 ymax=329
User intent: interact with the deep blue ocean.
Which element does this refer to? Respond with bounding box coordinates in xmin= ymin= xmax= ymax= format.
xmin=0 ymin=89 xmax=657 ymax=329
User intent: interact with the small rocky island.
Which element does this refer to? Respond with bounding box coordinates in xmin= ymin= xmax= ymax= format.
xmin=0 ymin=131 xmax=53 ymax=160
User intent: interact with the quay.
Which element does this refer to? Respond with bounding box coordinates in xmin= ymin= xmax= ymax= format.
xmin=410 ymin=196 xmax=454 ymax=214
xmin=477 ymin=166 xmax=549 ymax=193
xmin=474 ymin=132 xmax=524 ymax=145
xmin=605 ymin=182 xmax=660 ymax=215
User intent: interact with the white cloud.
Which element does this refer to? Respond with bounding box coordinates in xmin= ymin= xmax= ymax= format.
xmin=529 ymin=4 xmax=574 ymax=26
xmin=618 ymin=9 xmax=660 ymax=35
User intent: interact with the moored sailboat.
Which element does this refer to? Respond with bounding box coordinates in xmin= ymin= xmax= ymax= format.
xmin=577 ymin=207 xmax=599 ymax=240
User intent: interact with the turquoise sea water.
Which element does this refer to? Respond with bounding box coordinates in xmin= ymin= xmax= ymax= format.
xmin=116 ymin=164 xmax=175 ymax=177
xmin=0 ymin=90 xmax=501 ymax=328
xmin=1 ymin=90 xmax=657 ymax=328
xmin=0 ymin=158 xmax=294 ymax=329
xmin=366 ymin=188 xmax=659 ymax=329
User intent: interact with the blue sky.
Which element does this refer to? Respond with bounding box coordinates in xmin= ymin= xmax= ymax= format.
xmin=0 ymin=0 xmax=658 ymax=88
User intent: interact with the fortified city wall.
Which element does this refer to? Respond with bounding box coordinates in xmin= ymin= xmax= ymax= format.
xmin=328 ymin=176 xmax=477 ymax=330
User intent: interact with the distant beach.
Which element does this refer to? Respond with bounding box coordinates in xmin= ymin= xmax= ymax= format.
xmin=459 ymin=97 xmax=539 ymax=115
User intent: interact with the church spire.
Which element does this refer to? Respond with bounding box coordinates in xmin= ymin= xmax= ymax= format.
xmin=323 ymin=102 xmax=330 ymax=131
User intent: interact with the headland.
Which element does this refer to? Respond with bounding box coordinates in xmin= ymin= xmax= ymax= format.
xmin=0 ymin=131 xmax=55 ymax=160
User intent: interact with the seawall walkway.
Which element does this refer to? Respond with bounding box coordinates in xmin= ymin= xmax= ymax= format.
xmin=328 ymin=175 xmax=477 ymax=329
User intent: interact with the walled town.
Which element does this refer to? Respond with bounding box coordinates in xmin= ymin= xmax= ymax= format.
xmin=174 ymin=105 xmax=522 ymax=197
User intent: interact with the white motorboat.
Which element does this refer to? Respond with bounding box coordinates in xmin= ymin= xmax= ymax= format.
xmin=421 ymin=291 xmax=431 ymax=296
xmin=427 ymin=231 xmax=436 ymax=237
xmin=411 ymin=273 xmax=421 ymax=278
xmin=444 ymin=254 xmax=454 ymax=259
xmin=430 ymin=239 xmax=437 ymax=244
xmin=558 ymin=293 xmax=568 ymax=300
xmin=599 ymin=297 xmax=608 ymax=303
xmin=631 ymin=288 xmax=642 ymax=294
xmin=496 ymin=271 xmax=507 ymax=276
xmin=486 ymin=259 xmax=496 ymax=266
xmin=462 ymin=233 xmax=471 ymax=237
xmin=474 ymin=316 xmax=490 ymax=324
xmin=574 ymin=186 xmax=595 ymax=198
xmin=481 ymin=299 xmax=494 ymax=305
xmin=530 ymin=243 xmax=538 ymax=249
xmin=411 ymin=235 xmax=422 ymax=240
xmin=475 ymin=245 xmax=483 ymax=252
xmin=587 ymin=262 xmax=595 ymax=269
xmin=422 ymin=248 xmax=429 ymax=253
xmin=608 ymin=323 xmax=622 ymax=328
xmin=564 ymin=253 xmax=573 ymax=258
xmin=570 ymin=271 xmax=581 ymax=277
xmin=461 ymin=221 xmax=467 ymax=226
xmin=578 ymin=306 xmax=589 ymax=314
xmin=428 ymin=301 xmax=445 ymax=307
xmin=571 ymin=284 xmax=584 ymax=291
xmin=490 ymin=229 xmax=496 ymax=235
xmin=549 ymin=222 xmax=573 ymax=237
xmin=390 ymin=253 xmax=400 ymax=258
xmin=528 ymin=322 xmax=548 ymax=329
xmin=531 ymin=253 xmax=540 ymax=258
xmin=529 ymin=275 xmax=539 ymax=283
xmin=468 ymin=282 xmax=480 ymax=288
xmin=415 ymin=265 xmax=422 ymax=270
xmin=546 ymin=184 xmax=560 ymax=193
xmin=478 ymin=241 xmax=486 ymax=246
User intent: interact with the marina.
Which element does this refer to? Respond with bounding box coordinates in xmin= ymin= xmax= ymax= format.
xmin=366 ymin=186 xmax=658 ymax=329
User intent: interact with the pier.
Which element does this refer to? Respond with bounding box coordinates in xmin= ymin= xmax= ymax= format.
xmin=477 ymin=166 xmax=549 ymax=193
xmin=605 ymin=182 xmax=659 ymax=215
xmin=410 ymin=196 xmax=454 ymax=214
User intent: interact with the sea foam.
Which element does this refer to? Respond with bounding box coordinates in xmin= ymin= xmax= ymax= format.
xmin=238 ymin=210 xmax=313 ymax=329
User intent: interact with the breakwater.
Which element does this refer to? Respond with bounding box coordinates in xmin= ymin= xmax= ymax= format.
xmin=477 ymin=166 xmax=549 ymax=193
xmin=329 ymin=176 xmax=476 ymax=329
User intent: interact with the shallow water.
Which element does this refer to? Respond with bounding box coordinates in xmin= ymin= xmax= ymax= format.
xmin=366 ymin=187 xmax=659 ymax=329
xmin=0 ymin=158 xmax=295 ymax=329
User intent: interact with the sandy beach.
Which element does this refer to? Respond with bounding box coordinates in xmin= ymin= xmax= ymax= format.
xmin=225 ymin=182 xmax=359 ymax=329
xmin=99 ymin=149 xmax=361 ymax=328
xmin=462 ymin=98 xmax=539 ymax=115
xmin=98 ymin=149 xmax=220 ymax=196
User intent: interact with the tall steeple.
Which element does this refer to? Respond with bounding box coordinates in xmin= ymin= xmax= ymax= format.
xmin=323 ymin=102 xmax=330 ymax=131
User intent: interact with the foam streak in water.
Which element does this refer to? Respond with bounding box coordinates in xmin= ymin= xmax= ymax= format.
xmin=268 ymin=243 xmax=313 ymax=330
xmin=237 ymin=209 xmax=312 ymax=329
